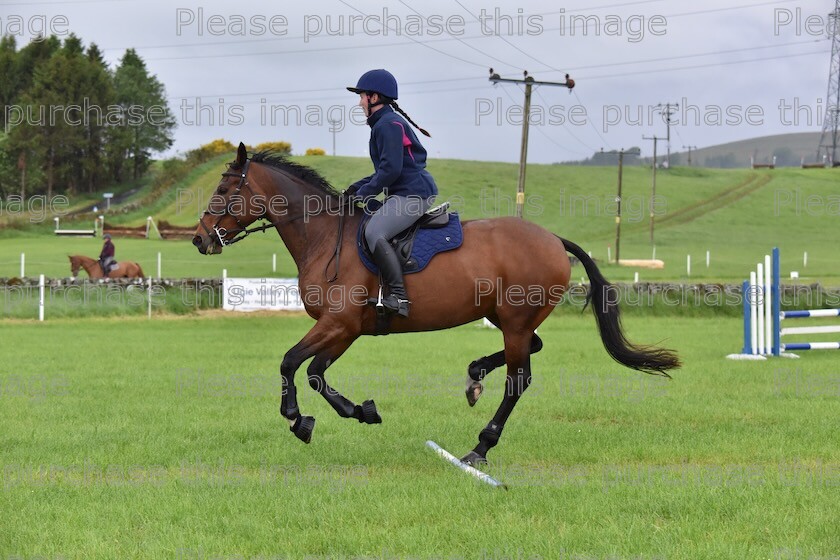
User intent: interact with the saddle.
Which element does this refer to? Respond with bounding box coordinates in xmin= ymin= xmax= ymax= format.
xmin=100 ymin=260 xmax=119 ymax=275
xmin=357 ymin=202 xmax=463 ymax=274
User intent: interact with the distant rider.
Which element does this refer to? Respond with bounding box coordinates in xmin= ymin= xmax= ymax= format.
xmin=99 ymin=233 xmax=115 ymax=276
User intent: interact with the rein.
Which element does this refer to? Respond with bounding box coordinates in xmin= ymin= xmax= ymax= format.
xmin=199 ymin=156 xmax=354 ymax=282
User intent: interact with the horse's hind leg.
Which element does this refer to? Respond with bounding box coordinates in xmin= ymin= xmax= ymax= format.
xmin=466 ymin=314 xmax=542 ymax=406
xmin=307 ymin=345 xmax=382 ymax=425
xmin=462 ymin=329 xmax=534 ymax=465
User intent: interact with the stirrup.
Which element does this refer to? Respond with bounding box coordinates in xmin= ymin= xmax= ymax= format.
xmin=381 ymin=294 xmax=410 ymax=318
xmin=367 ymin=284 xmax=410 ymax=318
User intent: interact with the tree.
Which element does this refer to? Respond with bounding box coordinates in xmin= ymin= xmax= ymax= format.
xmin=109 ymin=49 xmax=175 ymax=180
xmin=14 ymin=35 xmax=94 ymax=197
xmin=81 ymin=43 xmax=115 ymax=192
xmin=0 ymin=36 xmax=19 ymax=131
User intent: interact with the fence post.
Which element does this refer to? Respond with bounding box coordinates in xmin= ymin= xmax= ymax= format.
xmin=39 ymin=274 xmax=45 ymax=321
xmin=20 ymin=253 xmax=25 ymax=278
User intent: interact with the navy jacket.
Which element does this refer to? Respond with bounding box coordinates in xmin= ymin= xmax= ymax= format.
xmin=100 ymin=240 xmax=114 ymax=260
xmin=351 ymin=105 xmax=438 ymax=199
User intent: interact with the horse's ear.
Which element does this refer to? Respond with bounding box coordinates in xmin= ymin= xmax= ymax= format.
xmin=236 ymin=142 xmax=247 ymax=167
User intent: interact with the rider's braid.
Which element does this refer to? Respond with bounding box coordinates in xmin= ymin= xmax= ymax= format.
xmin=390 ymin=101 xmax=431 ymax=138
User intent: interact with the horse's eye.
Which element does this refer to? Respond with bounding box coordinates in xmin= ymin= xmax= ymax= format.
xmin=217 ymin=186 xmax=228 ymax=195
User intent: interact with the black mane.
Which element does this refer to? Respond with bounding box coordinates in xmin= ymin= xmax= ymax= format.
xmin=247 ymin=151 xmax=341 ymax=197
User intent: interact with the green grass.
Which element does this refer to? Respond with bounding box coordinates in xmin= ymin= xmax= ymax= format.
xmin=1 ymin=313 xmax=838 ymax=559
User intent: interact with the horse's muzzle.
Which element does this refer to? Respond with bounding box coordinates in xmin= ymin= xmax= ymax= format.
xmin=193 ymin=234 xmax=222 ymax=255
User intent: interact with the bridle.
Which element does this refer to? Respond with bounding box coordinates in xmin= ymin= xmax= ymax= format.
xmin=198 ymin=156 xmax=353 ymax=282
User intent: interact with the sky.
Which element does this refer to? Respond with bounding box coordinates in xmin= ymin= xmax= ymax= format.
xmin=1 ymin=0 xmax=836 ymax=163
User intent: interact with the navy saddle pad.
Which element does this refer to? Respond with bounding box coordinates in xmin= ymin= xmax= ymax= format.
xmin=357 ymin=211 xmax=463 ymax=275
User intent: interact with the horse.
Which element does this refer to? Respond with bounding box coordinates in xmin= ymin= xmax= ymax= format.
xmin=192 ymin=143 xmax=680 ymax=465
xmin=69 ymin=254 xmax=145 ymax=280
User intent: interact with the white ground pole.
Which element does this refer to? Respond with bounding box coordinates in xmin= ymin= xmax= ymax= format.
xmin=147 ymin=277 xmax=152 ymax=319
xmin=273 ymin=254 xmax=277 ymax=273
xmin=425 ymin=441 xmax=506 ymax=489
xmin=20 ymin=253 xmax=25 ymax=278
xmin=157 ymin=252 xmax=162 ymax=280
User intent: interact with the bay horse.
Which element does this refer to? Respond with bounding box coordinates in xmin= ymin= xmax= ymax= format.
xmin=69 ymin=255 xmax=145 ymax=279
xmin=192 ymin=143 xmax=680 ymax=465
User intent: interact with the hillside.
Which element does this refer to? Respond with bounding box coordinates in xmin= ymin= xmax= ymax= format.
xmin=2 ymin=153 xmax=838 ymax=284
xmin=670 ymin=132 xmax=824 ymax=168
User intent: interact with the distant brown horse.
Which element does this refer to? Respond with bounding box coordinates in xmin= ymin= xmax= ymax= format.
xmin=69 ymin=255 xmax=145 ymax=279
xmin=192 ymin=143 xmax=680 ymax=464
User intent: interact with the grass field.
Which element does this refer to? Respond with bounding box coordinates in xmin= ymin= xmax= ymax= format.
xmin=2 ymin=155 xmax=839 ymax=558
xmin=2 ymin=312 xmax=839 ymax=559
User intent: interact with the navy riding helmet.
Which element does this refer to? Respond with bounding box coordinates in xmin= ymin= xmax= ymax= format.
xmin=347 ymin=69 xmax=398 ymax=100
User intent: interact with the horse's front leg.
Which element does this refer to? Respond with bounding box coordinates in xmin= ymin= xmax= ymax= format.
xmin=307 ymin=343 xmax=382 ymax=425
xmin=280 ymin=319 xmax=353 ymax=443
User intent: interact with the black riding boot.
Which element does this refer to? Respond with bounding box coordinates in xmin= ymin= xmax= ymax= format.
xmin=372 ymin=239 xmax=410 ymax=317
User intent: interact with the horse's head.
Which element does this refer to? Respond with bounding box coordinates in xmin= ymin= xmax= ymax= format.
xmin=68 ymin=255 xmax=80 ymax=278
xmin=193 ymin=142 xmax=272 ymax=255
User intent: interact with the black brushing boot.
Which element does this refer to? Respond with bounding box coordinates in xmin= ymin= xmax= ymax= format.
xmin=372 ymin=239 xmax=410 ymax=318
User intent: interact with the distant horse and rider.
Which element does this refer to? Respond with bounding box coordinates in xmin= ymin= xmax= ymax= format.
xmin=192 ymin=142 xmax=680 ymax=465
xmin=68 ymin=254 xmax=144 ymax=279
xmin=69 ymin=232 xmax=145 ymax=279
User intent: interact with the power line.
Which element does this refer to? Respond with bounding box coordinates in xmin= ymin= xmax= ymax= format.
xmin=532 ymin=88 xmax=598 ymax=153
xmin=576 ymin=49 xmax=828 ymax=81
xmin=573 ymin=90 xmax=613 ymax=151
xmin=497 ymin=85 xmax=588 ymax=157
xmin=398 ymin=0 xmax=521 ymax=71
xmin=563 ymin=39 xmax=827 ymax=73
xmin=100 ymin=1 xmax=817 ymax=62
xmin=336 ymin=0 xmax=489 ymax=69
xmin=452 ymin=0 xmax=561 ymax=73
xmin=164 ymin=45 xmax=827 ymax=103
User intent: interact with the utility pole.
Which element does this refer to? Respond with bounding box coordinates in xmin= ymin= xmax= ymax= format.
xmin=682 ymin=145 xmax=698 ymax=166
xmin=489 ymin=69 xmax=575 ymax=217
xmin=328 ymin=118 xmax=341 ymax=156
xmin=817 ymin=1 xmax=840 ymax=165
xmin=643 ymin=135 xmax=662 ymax=244
xmin=656 ymin=103 xmax=679 ymax=168
xmin=603 ymin=148 xmax=639 ymax=263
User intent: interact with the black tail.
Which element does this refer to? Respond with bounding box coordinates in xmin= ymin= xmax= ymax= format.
xmin=560 ymin=237 xmax=680 ymax=378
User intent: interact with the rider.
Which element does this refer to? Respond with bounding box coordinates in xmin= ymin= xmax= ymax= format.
xmin=344 ymin=69 xmax=438 ymax=318
xmin=99 ymin=233 xmax=115 ymax=276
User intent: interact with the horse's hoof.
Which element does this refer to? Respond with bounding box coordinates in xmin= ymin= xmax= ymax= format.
xmin=291 ymin=415 xmax=315 ymax=443
xmin=460 ymin=451 xmax=487 ymax=466
xmin=465 ymin=381 xmax=484 ymax=407
xmin=360 ymin=399 xmax=382 ymax=424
